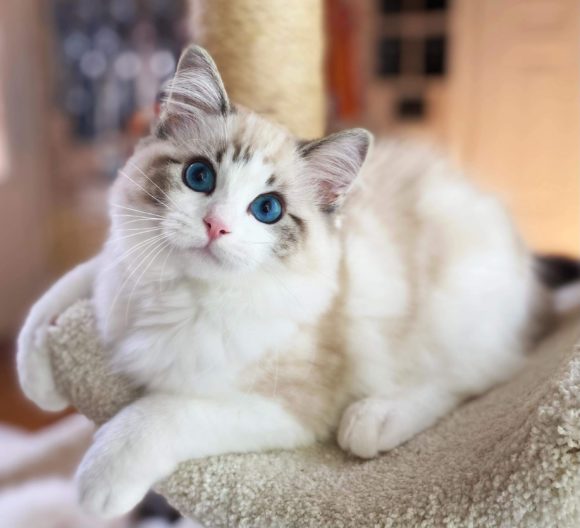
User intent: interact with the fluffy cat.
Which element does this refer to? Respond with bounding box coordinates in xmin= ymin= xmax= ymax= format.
xmin=18 ymin=45 xmax=554 ymax=519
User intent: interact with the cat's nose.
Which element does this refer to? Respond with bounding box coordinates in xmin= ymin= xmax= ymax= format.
xmin=203 ymin=215 xmax=231 ymax=241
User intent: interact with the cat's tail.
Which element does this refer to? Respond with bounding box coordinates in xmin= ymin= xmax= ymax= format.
xmin=535 ymin=255 xmax=580 ymax=313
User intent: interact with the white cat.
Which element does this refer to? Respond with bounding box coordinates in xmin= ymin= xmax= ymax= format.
xmin=17 ymin=45 xmax=556 ymax=519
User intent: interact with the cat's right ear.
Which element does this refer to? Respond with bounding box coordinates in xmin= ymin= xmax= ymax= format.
xmin=160 ymin=45 xmax=230 ymax=119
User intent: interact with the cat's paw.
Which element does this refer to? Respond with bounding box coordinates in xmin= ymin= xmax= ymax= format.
xmin=338 ymin=398 xmax=410 ymax=459
xmin=17 ymin=320 xmax=69 ymax=411
xmin=338 ymin=398 xmax=386 ymax=458
xmin=76 ymin=425 xmax=151 ymax=518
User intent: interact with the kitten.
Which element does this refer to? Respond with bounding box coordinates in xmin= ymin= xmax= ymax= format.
xmin=17 ymin=45 xmax=555 ymax=519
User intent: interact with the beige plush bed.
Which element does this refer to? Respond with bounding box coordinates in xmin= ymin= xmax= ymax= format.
xmin=44 ymin=299 xmax=580 ymax=527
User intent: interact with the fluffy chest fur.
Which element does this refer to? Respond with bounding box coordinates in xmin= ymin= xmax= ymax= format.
xmin=97 ymin=255 xmax=338 ymax=396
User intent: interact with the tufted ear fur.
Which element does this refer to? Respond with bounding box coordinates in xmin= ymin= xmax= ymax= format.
xmin=299 ymin=128 xmax=372 ymax=212
xmin=161 ymin=45 xmax=230 ymax=118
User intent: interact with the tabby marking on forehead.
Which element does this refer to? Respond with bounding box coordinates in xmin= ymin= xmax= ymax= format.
xmin=215 ymin=147 xmax=226 ymax=165
xmin=231 ymin=142 xmax=253 ymax=164
xmin=228 ymin=110 xmax=297 ymax=165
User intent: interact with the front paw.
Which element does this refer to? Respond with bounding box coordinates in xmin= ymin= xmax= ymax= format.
xmin=76 ymin=426 xmax=152 ymax=518
xmin=17 ymin=322 xmax=69 ymax=411
xmin=338 ymin=398 xmax=410 ymax=459
xmin=338 ymin=398 xmax=386 ymax=458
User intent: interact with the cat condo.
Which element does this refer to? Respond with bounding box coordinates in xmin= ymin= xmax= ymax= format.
xmin=36 ymin=0 xmax=580 ymax=526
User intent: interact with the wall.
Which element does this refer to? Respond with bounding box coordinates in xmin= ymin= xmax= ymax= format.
xmin=448 ymin=0 xmax=580 ymax=255
xmin=0 ymin=1 xmax=54 ymax=337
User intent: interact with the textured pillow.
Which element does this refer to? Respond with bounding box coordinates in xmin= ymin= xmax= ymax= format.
xmin=47 ymin=301 xmax=580 ymax=527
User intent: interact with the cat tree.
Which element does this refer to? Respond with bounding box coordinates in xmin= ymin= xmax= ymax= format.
xmin=193 ymin=0 xmax=325 ymax=139
xmin=40 ymin=1 xmax=580 ymax=526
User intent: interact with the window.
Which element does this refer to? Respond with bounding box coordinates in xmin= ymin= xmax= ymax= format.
xmin=377 ymin=38 xmax=402 ymax=76
xmin=379 ymin=0 xmax=403 ymax=13
xmin=397 ymin=97 xmax=426 ymax=119
xmin=424 ymin=36 xmax=446 ymax=75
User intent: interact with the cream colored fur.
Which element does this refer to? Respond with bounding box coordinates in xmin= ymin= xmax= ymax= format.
xmin=17 ymin=45 xmax=553 ymax=519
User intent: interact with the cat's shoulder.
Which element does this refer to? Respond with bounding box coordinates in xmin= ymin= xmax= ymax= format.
xmin=362 ymin=137 xmax=459 ymax=185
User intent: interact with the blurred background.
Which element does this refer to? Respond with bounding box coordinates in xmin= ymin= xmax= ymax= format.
xmin=0 ymin=0 xmax=578 ymax=524
xmin=0 ymin=0 xmax=578 ymax=471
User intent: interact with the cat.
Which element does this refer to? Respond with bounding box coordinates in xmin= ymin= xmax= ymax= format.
xmin=17 ymin=45 xmax=556 ymax=519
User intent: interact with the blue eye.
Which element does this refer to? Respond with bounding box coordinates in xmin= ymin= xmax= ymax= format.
xmin=183 ymin=160 xmax=216 ymax=193
xmin=250 ymin=193 xmax=284 ymax=224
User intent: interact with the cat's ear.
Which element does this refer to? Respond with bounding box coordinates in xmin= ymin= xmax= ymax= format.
xmin=162 ymin=45 xmax=230 ymax=117
xmin=299 ymin=128 xmax=372 ymax=212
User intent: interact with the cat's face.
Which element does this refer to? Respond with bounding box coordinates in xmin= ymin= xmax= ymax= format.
xmin=110 ymin=46 xmax=371 ymax=281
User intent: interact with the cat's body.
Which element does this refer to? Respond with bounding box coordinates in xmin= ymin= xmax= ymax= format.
xmin=17 ymin=46 xmax=554 ymax=518
xmin=98 ymin=135 xmax=547 ymax=443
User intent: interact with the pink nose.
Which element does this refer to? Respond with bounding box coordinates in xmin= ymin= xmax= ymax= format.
xmin=204 ymin=215 xmax=231 ymax=241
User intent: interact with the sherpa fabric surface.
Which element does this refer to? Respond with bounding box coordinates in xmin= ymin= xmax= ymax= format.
xmin=47 ymin=300 xmax=580 ymax=527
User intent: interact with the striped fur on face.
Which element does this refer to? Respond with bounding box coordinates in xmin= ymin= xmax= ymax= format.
xmin=109 ymin=45 xmax=370 ymax=280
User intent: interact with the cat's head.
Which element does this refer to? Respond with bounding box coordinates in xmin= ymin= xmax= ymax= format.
xmin=110 ymin=45 xmax=371 ymax=281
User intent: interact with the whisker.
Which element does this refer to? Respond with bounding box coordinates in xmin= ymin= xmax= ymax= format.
xmin=113 ymin=230 xmax=167 ymax=251
xmin=124 ymin=239 xmax=171 ymax=322
xmin=118 ymin=168 xmax=170 ymax=210
xmin=111 ymin=228 xmax=166 ymax=244
xmin=126 ymin=160 xmax=182 ymax=210
xmin=114 ymin=220 xmax=159 ymax=228
xmin=112 ymin=218 xmax=158 ymax=227
xmin=157 ymin=242 xmax=176 ymax=293
xmin=117 ymin=226 xmax=164 ymax=233
xmin=110 ymin=214 xmax=161 ymax=221
xmin=104 ymin=234 xmax=171 ymax=329
xmin=110 ymin=203 xmax=166 ymax=219
xmin=99 ymin=233 xmax=169 ymax=275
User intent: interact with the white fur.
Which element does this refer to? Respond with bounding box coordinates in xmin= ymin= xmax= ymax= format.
xmin=336 ymin=145 xmax=538 ymax=458
xmin=76 ymin=394 xmax=313 ymax=517
xmin=17 ymin=257 xmax=98 ymax=410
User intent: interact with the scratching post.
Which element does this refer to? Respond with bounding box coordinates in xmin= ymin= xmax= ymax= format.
xmin=195 ymin=0 xmax=326 ymax=139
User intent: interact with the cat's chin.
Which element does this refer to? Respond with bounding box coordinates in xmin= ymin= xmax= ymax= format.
xmin=175 ymin=244 xmax=259 ymax=280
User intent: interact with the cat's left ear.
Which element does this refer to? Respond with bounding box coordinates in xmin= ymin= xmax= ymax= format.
xmin=299 ymin=128 xmax=373 ymax=212
xmin=162 ymin=45 xmax=230 ymax=117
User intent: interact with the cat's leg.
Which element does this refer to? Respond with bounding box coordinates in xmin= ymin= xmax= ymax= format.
xmin=17 ymin=256 xmax=99 ymax=410
xmin=337 ymin=384 xmax=457 ymax=458
xmin=76 ymin=393 xmax=314 ymax=518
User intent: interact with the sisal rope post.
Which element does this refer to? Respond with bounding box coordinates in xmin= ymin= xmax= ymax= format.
xmin=193 ymin=0 xmax=326 ymax=139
